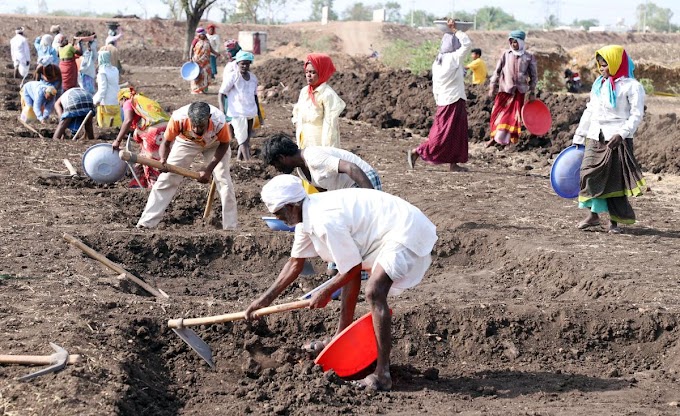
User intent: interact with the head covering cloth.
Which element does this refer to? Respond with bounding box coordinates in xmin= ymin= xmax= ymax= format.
xmin=50 ymin=25 xmax=61 ymax=34
xmin=117 ymin=87 xmax=136 ymax=103
xmin=195 ymin=27 xmax=206 ymax=35
xmin=40 ymin=34 xmax=53 ymax=49
xmin=304 ymin=53 xmax=336 ymax=105
xmin=435 ymin=32 xmax=462 ymax=65
xmin=508 ymin=30 xmax=526 ymax=56
xmin=207 ymin=24 xmax=216 ymax=30
xmin=15 ymin=27 xmax=25 ymax=35
xmin=593 ymin=45 xmax=635 ymax=108
xmin=98 ymin=50 xmax=112 ymax=67
xmin=234 ymin=50 xmax=254 ymax=63
xmin=261 ymin=175 xmax=308 ymax=213
xmin=44 ymin=85 xmax=57 ymax=97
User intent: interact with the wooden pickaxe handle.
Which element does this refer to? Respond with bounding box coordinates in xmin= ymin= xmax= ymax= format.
xmin=0 ymin=354 xmax=81 ymax=365
xmin=63 ymin=233 xmax=169 ymax=299
xmin=72 ymin=110 xmax=94 ymax=140
xmin=203 ymin=178 xmax=216 ymax=219
xmin=17 ymin=117 xmax=45 ymax=139
xmin=119 ymin=150 xmax=201 ymax=180
xmin=168 ymin=300 xmax=311 ymax=328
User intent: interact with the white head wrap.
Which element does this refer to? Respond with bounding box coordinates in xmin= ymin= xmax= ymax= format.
xmin=261 ymin=175 xmax=307 ymax=213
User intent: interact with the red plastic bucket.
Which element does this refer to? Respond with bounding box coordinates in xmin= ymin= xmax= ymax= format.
xmin=522 ymin=99 xmax=552 ymax=136
xmin=314 ymin=309 xmax=392 ymax=377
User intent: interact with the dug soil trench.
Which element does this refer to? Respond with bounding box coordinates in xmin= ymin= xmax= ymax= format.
xmin=1 ymin=27 xmax=680 ymax=416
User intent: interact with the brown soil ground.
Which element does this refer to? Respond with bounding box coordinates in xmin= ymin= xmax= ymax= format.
xmin=1 ymin=15 xmax=680 ymax=416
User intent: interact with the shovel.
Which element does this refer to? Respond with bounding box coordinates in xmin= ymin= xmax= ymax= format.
xmin=168 ymin=299 xmax=311 ymax=368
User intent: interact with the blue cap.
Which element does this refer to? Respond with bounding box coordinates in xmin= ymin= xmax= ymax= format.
xmin=509 ymin=30 xmax=526 ymax=40
xmin=234 ymin=50 xmax=254 ymax=63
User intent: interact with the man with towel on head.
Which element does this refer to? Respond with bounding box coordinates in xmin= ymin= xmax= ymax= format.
xmin=245 ymin=175 xmax=437 ymax=392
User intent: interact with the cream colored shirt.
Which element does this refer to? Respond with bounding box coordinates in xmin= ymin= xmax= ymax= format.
xmin=573 ymin=77 xmax=645 ymax=144
xmin=290 ymin=189 xmax=438 ymax=275
xmin=292 ymin=83 xmax=346 ymax=148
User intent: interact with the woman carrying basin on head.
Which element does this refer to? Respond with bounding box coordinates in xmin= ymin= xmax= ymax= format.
xmin=572 ymin=45 xmax=646 ymax=234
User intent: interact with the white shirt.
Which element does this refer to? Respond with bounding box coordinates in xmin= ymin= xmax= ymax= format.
xmin=10 ymin=34 xmax=30 ymax=66
xmin=573 ymin=77 xmax=646 ymax=144
xmin=93 ymin=65 xmax=120 ymax=105
xmin=291 ymin=189 xmax=438 ymax=275
xmin=219 ymin=70 xmax=258 ymax=118
xmin=207 ymin=33 xmax=221 ymax=54
xmin=292 ymin=83 xmax=346 ymax=148
xmin=431 ymin=31 xmax=471 ymax=106
xmin=298 ymin=146 xmax=375 ymax=191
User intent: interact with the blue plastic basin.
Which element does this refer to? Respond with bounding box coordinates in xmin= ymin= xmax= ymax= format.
xmin=550 ymin=145 xmax=585 ymax=199
xmin=181 ymin=62 xmax=200 ymax=81
xmin=262 ymin=217 xmax=296 ymax=232
xmin=82 ymin=143 xmax=127 ymax=184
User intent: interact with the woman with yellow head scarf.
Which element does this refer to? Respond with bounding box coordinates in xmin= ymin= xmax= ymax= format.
xmin=571 ymin=45 xmax=646 ymax=234
xmin=112 ymin=87 xmax=170 ymax=188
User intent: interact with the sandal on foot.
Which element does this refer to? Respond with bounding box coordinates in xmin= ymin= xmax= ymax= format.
xmin=608 ymin=226 xmax=623 ymax=234
xmin=576 ymin=220 xmax=601 ymax=230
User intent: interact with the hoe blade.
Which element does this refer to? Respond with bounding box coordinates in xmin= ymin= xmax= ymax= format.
xmin=172 ymin=328 xmax=215 ymax=369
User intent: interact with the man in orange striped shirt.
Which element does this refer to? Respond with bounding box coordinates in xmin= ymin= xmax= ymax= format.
xmin=137 ymin=101 xmax=238 ymax=229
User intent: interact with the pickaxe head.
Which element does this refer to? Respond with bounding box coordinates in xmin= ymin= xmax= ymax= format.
xmin=18 ymin=343 xmax=69 ymax=382
xmin=172 ymin=327 xmax=215 ymax=369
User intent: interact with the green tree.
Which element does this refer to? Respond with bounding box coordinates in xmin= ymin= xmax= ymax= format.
xmin=544 ymin=14 xmax=559 ymax=29
xmin=571 ymin=18 xmax=599 ymax=30
xmin=383 ymin=1 xmax=401 ymax=22
xmin=342 ymin=2 xmax=373 ymax=21
xmin=309 ymin=0 xmax=338 ymax=21
xmin=475 ymin=6 xmax=520 ymax=30
xmin=636 ymin=2 xmax=674 ymax=32
xmin=401 ymin=9 xmax=437 ymax=27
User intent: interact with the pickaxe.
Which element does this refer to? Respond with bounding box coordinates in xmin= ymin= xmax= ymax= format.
xmin=167 ymin=300 xmax=311 ymax=368
xmin=0 ymin=343 xmax=81 ymax=381
xmin=118 ymin=150 xmax=202 ymax=181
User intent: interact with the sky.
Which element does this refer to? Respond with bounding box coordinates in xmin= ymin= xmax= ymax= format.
xmin=1 ymin=0 xmax=678 ymax=27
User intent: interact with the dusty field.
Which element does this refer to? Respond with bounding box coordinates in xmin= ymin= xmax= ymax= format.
xmin=2 ymin=16 xmax=680 ymax=416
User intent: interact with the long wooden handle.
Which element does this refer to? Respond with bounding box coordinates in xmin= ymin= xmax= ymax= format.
xmin=203 ymin=179 xmax=216 ymax=219
xmin=168 ymin=300 xmax=311 ymax=328
xmin=63 ymin=233 xmax=169 ymax=299
xmin=63 ymin=159 xmax=78 ymax=176
xmin=119 ymin=150 xmax=202 ymax=180
xmin=73 ymin=110 xmax=94 ymax=141
xmin=17 ymin=117 xmax=45 ymax=138
xmin=0 ymin=355 xmax=81 ymax=365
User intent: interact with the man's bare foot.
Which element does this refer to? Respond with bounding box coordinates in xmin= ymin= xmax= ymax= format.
xmin=302 ymin=338 xmax=330 ymax=358
xmin=449 ymin=164 xmax=468 ymax=172
xmin=351 ymin=373 xmax=392 ymax=391
xmin=485 ymin=138 xmax=496 ymax=148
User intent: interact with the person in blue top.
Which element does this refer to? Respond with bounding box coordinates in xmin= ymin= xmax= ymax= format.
xmin=20 ymin=81 xmax=57 ymax=124
xmin=34 ymin=34 xmax=59 ymax=66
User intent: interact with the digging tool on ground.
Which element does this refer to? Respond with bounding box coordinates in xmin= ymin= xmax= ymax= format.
xmin=72 ymin=110 xmax=94 ymax=141
xmin=119 ymin=150 xmax=202 ymax=181
xmin=0 ymin=342 xmax=81 ymax=381
xmin=63 ymin=233 xmax=169 ymax=299
xmin=17 ymin=117 xmax=45 ymax=139
xmin=63 ymin=158 xmax=79 ymax=177
xmin=168 ymin=300 xmax=311 ymax=368
xmin=203 ymin=178 xmax=216 ymax=219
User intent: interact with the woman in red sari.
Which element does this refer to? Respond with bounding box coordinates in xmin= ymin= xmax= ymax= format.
xmin=190 ymin=27 xmax=216 ymax=94
xmin=487 ymin=30 xmax=537 ymax=147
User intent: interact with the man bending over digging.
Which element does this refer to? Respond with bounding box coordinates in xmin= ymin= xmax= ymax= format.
xmin=245 ymin=175 xmax=437 ymax=391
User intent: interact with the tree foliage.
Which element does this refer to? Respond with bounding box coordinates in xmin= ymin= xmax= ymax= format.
xmin=636 ymin=2 xmax=674 ymax=32
xmin=383 ymin=2 xmax=401 ymax=22
xmin=161 ymin=0 xmax=184 ymax=20
xmin=309 ymin=0 xmax=338 ymax=21
xmin=341 ymin=2 xmax=373 ymax=21
xmin=400 ymin=9 xmax=437 ymax=27
xmin=571 ymin=18 xmax=599 ymax=30
xmin=474 ymin=7 xmax=521 ymax=30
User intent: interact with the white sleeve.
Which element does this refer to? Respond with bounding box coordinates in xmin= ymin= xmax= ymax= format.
xmin=290 ymin=227 xmax=318 ymax=259
xmin=219 ymin=69 xmax=238 ymax=95
xmin=573 ymin=90 xmax=595 ymax=145
xmin=93 ymin=72 xmax=107 ymax=104
xmin=617 ymin=81 xmax=646 ymax=138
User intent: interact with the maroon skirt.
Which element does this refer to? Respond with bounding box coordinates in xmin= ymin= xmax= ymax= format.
xmin=416 ymin=99 xmax=468 ymax=164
